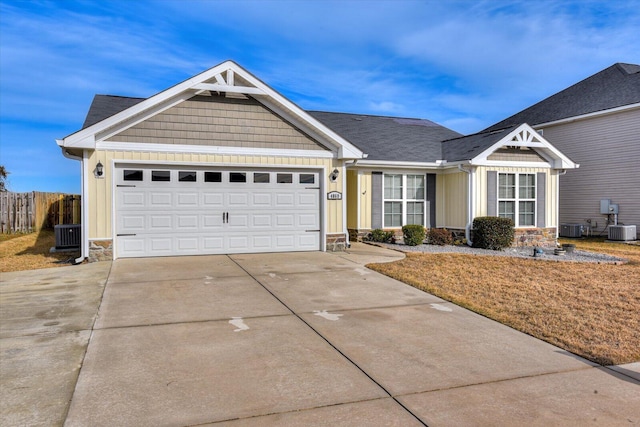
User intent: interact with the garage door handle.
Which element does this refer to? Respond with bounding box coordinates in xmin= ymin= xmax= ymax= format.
xmin=223 ymin=212 xmax=229 ymax=223
xmin=117 ymin=234 xmax=137 ymax=236
xmin=306 ymin=230 xmax=320 ymax=232
xmin=117 ymin=185 xmax=137 ymax=188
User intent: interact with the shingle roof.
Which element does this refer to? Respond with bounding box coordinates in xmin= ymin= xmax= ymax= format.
xmin=484 ymin=63 xmax=640 ymax=132
xmin=81 ymin=95 xmax=464 ymax=162
xmin=441 ymin=125 xmax=518 ymax=163
xmin=82 ymin=95 xmax=145 ymax=129
xmin=308 ymin=111 xmax=462 ymax=162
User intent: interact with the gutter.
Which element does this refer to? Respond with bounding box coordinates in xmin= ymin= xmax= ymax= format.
xmin=60 ymin=146 xmax=88 ymax=264
xmin=458 ymin=164 xmax=474 ymax=246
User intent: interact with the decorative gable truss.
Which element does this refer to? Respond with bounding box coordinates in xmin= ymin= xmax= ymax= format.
xmin=58 ymin=61 xmax=364 ymax=160
xmin=472 ymin=124 xmax=578 ymax=169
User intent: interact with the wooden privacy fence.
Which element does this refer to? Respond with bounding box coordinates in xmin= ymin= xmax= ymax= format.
xmin=0 ymin=192 xmax=81 ymax=234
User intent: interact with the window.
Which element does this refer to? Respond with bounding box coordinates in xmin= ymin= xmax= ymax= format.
xmin=299 ymin=174 xmax=315 ymax=184
xmin=254 ymin=173 xmax=270 ymax=183
xmin=151 ymin=171 xmax=171 ymax=182
xmin=277 ymin=173 xmax=292 ymax=184
xmin=123 ymin=170 xmax=143 ymax=181
xmin=204 ymin=172 xmax=222 ymax=183
xmin=179 ymin=171 xmax=197 ymax=182
xmin=498 ymin=173 xmax=535 ymax=227
xmin=383 ymin=174 xmax=425 ymax=227
xmin=229 ymin=172 xmax=246 ymax=183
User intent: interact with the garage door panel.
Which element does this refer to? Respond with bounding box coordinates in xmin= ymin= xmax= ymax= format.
xmin=120 ymin=215 xmax=145 ymax=231
xmin=203 ymin=237 xmax=224 ymax=250
xmin=298 ymin=192 xmax=318 ymax=206
xmin=253 ymin=193 xmax=272 ymax=206
xmin=276 ymin=193 xmax=295 ymax=206
xmin=228 ymin=193 xmax=249 ymax=206
xmin=116 ymin=166 xmax=321 ymax=258
xmin=150 ymin=215 xmax=172 ymax=230
xmin=228 ymin=235 xmax=249 ymax=250
xmin=203 ymin=193 xmax=224 ymax=206
xmin=177 ymin=193 xmax=198 ymax=206
xmin=177 ymin=237 xmax=199 ymax=251
xmin=299 ymin=233 xmax=320 ymax=248
xmin=176 ymin=215 xmax=198 ymax=229
xmin=252 ymin=214 xmax=272 ymax=227
xmin=121 ymin=192 xmax=145 ymax=206
xmin=252 ymin=235 xmax=273 ymax=249
xmin=276 ymin=214 xmax=294 ymax=227
xmin=202 ymin=214 xmax=223 ymax=229
xmin=150 ymin=192 xmax=172 ymax=206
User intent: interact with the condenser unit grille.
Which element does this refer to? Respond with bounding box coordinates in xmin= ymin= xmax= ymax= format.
xmin=54 ymin=224 xmax=81 ymax=249
xmin=560 ymin=224 xmax=582 ymax=238
xmin=608 ymin=225 xmax=637 ymax=241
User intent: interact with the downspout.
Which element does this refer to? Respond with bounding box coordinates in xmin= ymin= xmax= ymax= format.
xmin=342 ymin=164 xmax=350 ymax=249
xmin=458 ymin=164 xmax=473 ymax=246
xmin=60 ymin=147 xmax=88 ymax=264
xmin=556 ymin=169 xmax=567 ymax=240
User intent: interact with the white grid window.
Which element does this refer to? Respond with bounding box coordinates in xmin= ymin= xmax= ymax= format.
xmin=383 ymin=174 xmax=425 ymax=227
xmin=498 ymin=173 xmax=536 ymax=227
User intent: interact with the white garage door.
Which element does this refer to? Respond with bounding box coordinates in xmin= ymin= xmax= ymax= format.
xmin=114 ymin=165 xmax=321 ymax=258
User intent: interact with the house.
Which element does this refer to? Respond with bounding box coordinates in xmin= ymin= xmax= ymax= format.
xmin=57 ymin=60 xmax=577 ymax=262
xmin=484 ymin=63 xmax=640 ymax=238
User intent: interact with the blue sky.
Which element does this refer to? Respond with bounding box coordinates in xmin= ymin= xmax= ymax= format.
xmin=1 ymin=0 xmax=638 ymax=194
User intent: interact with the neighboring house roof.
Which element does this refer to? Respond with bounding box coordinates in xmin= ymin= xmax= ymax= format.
xmin=308 ymin=111 xmax=462 ymax=162
xmin=484 ymin=63 xmax=640 ymax=132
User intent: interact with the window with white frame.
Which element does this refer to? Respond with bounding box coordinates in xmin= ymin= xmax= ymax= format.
xmin=498 ymin=173 xmax=536 ymax=227
xmin=384 ymin=174 xmax=425 ymax=227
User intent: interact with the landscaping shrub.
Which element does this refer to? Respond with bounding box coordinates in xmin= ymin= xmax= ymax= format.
xmin=472 ymin=216 xmax=514 ymax=250
xmin=368 ymin=229 xmax=394 ymax=243
xmin=402 ymin=225 xmax=426 ymax=246
xmin=428 ymin=228 xmax=453 ymax=246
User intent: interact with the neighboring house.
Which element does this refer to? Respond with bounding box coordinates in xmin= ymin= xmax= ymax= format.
xmin=57 ymin=60 xmax=576 ymax=262
xmin=484 ymin=63 xmax=640 ymax=238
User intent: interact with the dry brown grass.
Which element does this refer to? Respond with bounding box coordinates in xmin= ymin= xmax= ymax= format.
xmin=0 ymin=230 xmax=80 ymax=273
xmin=367 ymin=238 xmax=640 ymax=366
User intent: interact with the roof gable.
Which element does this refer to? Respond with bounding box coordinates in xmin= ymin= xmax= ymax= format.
xmin=59 ymin=60 xmax=364 ymax=159
xmin=484 ymin=63 xmax=640 ymax=132
xmin=443 ymin=123 xmax=577 ymax=169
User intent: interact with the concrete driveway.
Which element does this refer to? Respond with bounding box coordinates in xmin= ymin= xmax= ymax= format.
xmin=2 ymin=243 xmax=639 ymax=426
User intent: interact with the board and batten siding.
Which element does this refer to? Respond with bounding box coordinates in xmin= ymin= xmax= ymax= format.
xmin=346 ymin=169 xmax=358 ymax=229
xmin=87 ymin=150 xmax=344 ymax=240
xmin=538 ymin=108 xmax=640 ymax=234
xmin=474 ymin=166 xmax=558 ymax=227
xmin=436 ymin=171 xmax=467 ymax=229
xmin=106 ymin=95 xmax=328 ymax=152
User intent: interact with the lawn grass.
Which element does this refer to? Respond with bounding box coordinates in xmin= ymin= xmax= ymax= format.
xmin=0 ymin=230 xmax=80 ymax=273
xmin=367 ymin=238 xmax=640 ymax=366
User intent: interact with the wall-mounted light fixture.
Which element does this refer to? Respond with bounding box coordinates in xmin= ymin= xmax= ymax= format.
xmin=95 ymin=161 xmax=104 ymax=178
xmin=329 ymin=168 xmax=339 ymax=183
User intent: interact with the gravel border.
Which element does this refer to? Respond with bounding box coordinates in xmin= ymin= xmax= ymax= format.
xmin=370 ymin=242 xmax=627 ymax=264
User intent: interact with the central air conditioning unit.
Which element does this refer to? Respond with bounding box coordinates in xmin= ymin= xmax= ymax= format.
xmin=54 ymin=224 xmax=81 ymax=249
xmin=608 ymin=225 xmax=637 ymax=241
xmin=559 ymin=224 xmax=583 ymax=238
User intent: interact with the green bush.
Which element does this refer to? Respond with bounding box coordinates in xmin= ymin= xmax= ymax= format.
xmin=428 ymin=228 xmax=453 ymax=246
xmin=368 ymin=229 xmax=394 ymax=243
xmin=472 ymin=216 xmax=514 ymax=250
xmin=402 ymin=225 xmax=426 ymax=246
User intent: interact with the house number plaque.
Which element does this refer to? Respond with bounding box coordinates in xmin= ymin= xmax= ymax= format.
xmin=327 ymin=191 xmax=342 ymax=200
